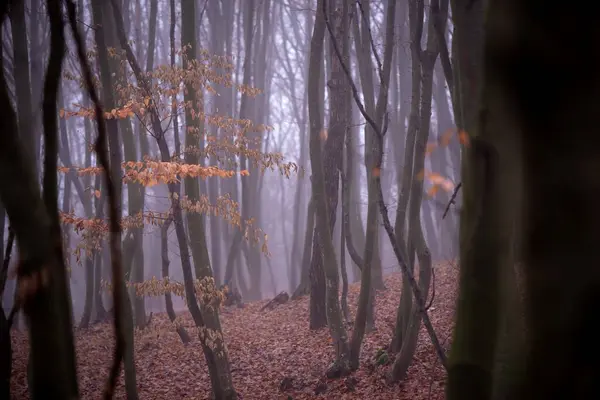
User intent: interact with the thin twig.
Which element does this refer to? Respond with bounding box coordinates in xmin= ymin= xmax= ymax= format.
xmin=442 ymin=182 xmax=462 ymax=219
xmin=65 ymin=1 xmax=126 ymax=398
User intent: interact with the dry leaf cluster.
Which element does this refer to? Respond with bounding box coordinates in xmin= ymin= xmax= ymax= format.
xmin=10 ymin=264 xmax=456 ymax=399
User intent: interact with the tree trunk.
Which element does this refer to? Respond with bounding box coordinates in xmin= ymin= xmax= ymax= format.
xmin=10 ymin=0 xmax=36 ymax=169
xmin=180 ymin=1 xmax=237 ymax=398
xmin=389 ymin=4 xmax=438 ymax=379
xmin=0 ymin=3 xmax=78 ymax=396
xmin=309 ymin=0 xmax=350 ymax=376
xmin=346 ymin=0 xmax=397 ymax=369
xmin=482 ymin=0 xmax=600 ymax=397
xmin=161 ymin=217 xmax=191 ymax=344
xmin=390 ymin=0 xmax=423 ymax=355
xmin=291 ymin=197 xmax=314 ymax=299
xmin=91 ymin=2 xmax=138 ymax=397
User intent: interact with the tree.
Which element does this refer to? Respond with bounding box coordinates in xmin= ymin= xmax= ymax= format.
xmin=90 ymin=1 xmax=138 ymax=396
xmin=307 ymin=0 xmax=350 ymax=375
xmin=0 ymin=1 xmax=80 ymax=397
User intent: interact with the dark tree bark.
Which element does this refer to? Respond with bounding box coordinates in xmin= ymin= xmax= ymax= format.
xmin=90 ymin=1 xmax=138 ymax=397
xmin=160 ymin=217 xmax=191 ymax=344
xmin=480 ymin=0 xmax=600 ymax=398
xmin=0 ymin=2 xmax=78 ymax=397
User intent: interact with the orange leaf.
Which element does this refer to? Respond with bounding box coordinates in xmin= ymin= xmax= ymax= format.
xmin=458 ymin=130 xmax=470 ymax=146
xmin=372 ymin=167 xmax=381 ymax=177
xmin=441 ymin=128 xmax=454 ymax=147
xmin=427 ymin=172 xmax=446 ymax=185
xmin=319 ymin=129 xmax=328 ymax=141
xmin=94 ymin=190 xmax=101 ymax=199
xmin=425 ymin=142 xmax=437 ymax=155
xmin=427 ymin=185 xmax=440 ymax=197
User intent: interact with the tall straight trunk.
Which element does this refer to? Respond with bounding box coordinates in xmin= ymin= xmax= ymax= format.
xmin=160 ymin=218 xmax=191 ymax=344
xmin=58 ymin=83 xmax=97 ymax=327
xmin=433 ymin=60 xmax=458 ymax=258
xmin=245 ymin=0 xmax=266 ymax=300
xmin=388 ymin=0 xmax=438 ymax=382
xmin=0 ymin=2 xmax=78 ymax=396
xmin=309 ymin=0 xmax=350 ymax=376
xmin=351 ymin=0 xmax=385 ymax=290
xmin=93 ymin=183 xmax=108 ymax=321
xmin=225 ymin=0 xmax=256 ymax=300
xmin=348 ymin=104 xmax=366 ymax=283
xmin=207 ymin=0 xmax=225 ymax=284
xmin=218 ymin=0 xmax=239 ymax=289
xmin=10 ymin=0 xmax=36 ymax=170
xmin=244 ymin=0 xmax=273 ymax=299
xmin=104 ymin=1 xmax=147 ymax=330
xmin=29 ymin=0 xmax=43 ymax=166
xmin=492 ymin=239 xmax=524 ymax=400
xmin=180 ymin=1 xmax=237 ymax=398
xmin=170 ymin=0 xmax=181 ymax=157
xmin=445 ymin=0 xmax=509 ymax=396
xmin=346 ymin=0 xmax=396 ymax=369
xmin=288 ymin=1 xmax=312 ymax=292
xmin=0 ymin=26 xmax=10 ymax=397
xmin=113 ymin=0 xmax=239 ymax=395
xmin=133 ymin=0 xmax=155 ymax=324
xmin=390 ymin=0 xmax=423 ymax=354
xmin=291 ymin=197 xmax=314 ymax=299
xmin=145 ymin=0 xmax=158 ymax=73
xmin=309 ymin=0 xmax=347 ymax=331
xmin=91 ymin=1 xmax=138 ymax=397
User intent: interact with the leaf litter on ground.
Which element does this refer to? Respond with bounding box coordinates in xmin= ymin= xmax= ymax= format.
xmin=10 ymin=261 xmax=457 ymax=399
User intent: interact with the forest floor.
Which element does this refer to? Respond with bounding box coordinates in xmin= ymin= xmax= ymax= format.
xmin=10 ymin=261 xmax=457 ymax=399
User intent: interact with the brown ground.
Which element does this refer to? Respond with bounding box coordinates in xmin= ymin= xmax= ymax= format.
xmin=10 ymin=262 xmax=457 ymax=399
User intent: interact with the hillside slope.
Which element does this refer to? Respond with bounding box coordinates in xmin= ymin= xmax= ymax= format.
xmin=10 ymin=263 xmax=457 ymax=399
